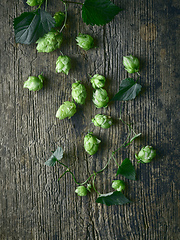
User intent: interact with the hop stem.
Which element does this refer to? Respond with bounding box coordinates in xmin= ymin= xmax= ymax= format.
xmin=45 ymin=0 xmax=48 ymax=11
xmin=59 ymin=1 xmax=68 ymax=33
xmin=58 ymin=170 xmax=68 ymax=181
xmin=92 ymin=174 xmax=101 ymax=195
xmin=63 ymin=1 xmax=83 ymax=4
xmin=56 ymin=107 xmax=141 ymax=194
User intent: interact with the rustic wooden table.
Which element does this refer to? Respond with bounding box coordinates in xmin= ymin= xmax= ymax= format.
xmin=0 ymin=0 xmax=180 ymax=239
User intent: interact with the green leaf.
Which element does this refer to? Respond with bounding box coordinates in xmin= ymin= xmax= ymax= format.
xmin=125 ymin=133 xmax=142 ymax=147
xmin=14 ymin=9 xmax=56 ymax=44
xmin=96 ymin=191 xmax=131 ymax=206
xmin=116 ymin=158 xmax=136 ymax=180
xmin=45 ymin=147 xmax=63 ymax=167
xmin=111 ymin=78 xmax=142 ymax=101
xmin=53 ymin=147 xmax=63 ymax=160
xmin=82 ymin=0 xmax=122 ymax=26
xmin=44 ymin=155 xmax=58 ymax=167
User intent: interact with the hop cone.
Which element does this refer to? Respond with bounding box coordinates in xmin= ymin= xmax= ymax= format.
xmin=56 ymin=55 xmax=71 ymax=75
xmin=56 ymin=101 xmax=76 ymax=120
xmin=26 ymin=0 xmax=44 ymax=6
xmin=36 ymin=30 xmax=63 ymax=53
xmin=135 ymin=145 xmax=156 ymax=163
xmin=75 ymin=186 xmax=87 ymax=196
xmin=76 ymin=34 xmax=94 ymax=50
xmin=123 ymin=55 xmax=140 ymax=73
xmin=93 ymin=88 xmax=109 ymax=108
xmin=112 ymin=180 xmax=125 ymax=192
xmin=72 ymin=81 xmax=87 ymax=104
xmin=91 ymin=74 xmax=106 ymax=89
xmin=84 ymin=132 xmax=101 ymax=155
xmin=53 ymin=11 xmax=65 ymax=27
xmin=92 ymin=114 xmax=113 ymax=129
xmin=23 ymin=74 xmax=44 ymax=91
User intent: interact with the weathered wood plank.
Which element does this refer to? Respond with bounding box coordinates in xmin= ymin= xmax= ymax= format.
xmin=0 ymin=0 xmax=180 ymax=239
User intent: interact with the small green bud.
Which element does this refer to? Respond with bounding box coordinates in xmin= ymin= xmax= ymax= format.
xmin=72 ymin=81 xmax=87 ymax=105
xmin=23 ymin=74 xmax=44 ymax=91
xmin=112 ymin=180 xmax=125 ymax=192
xmin=53 ymin=11 xmax=65 ymax=27
xmin=93 ymin=88 xmax=109 ymax=108
xmin=75 ymin=186 xmax=87 ymax=196
xmin=76 ymin=33 xmax=94 ymax=50
xmin=56 ymin=101 xmax=76 ymax=120
xmin=56 ymin=55 xmax=71 ymax=75
xmin=26 ymin=0 xmax=44 ymax=6
xmin=36 ymin=30 xmax=63 ymax=53
xmin=123 ymin=55 xmax=140 ymax=73
xmin=92 ymin=114 xmax=113 ymax=129
xmin=135 ymin=145 xmax=156 ymax=163
xmin=84 ymin=132 xmax=101 ymax=155
xmin=87 ymin=184 xmax=92 ymax=192
xmin=38 ymin=74 xmax=45 ymax=82
xmin=90 ymin=74 xmax=106 ymax=89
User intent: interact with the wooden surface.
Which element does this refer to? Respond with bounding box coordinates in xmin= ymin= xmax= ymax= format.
xmin=0 ymin=0 xmax=180 ymax=239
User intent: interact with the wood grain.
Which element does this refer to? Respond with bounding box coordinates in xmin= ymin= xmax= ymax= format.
xmin=0 ymin=0 xmax=180 ymax=239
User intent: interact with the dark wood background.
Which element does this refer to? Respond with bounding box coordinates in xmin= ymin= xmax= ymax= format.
xmin=0 ymin=0 xmax=180 ymax=239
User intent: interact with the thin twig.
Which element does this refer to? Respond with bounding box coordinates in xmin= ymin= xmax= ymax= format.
xmin=59 ymin=1 xmax=68 ymax=33
xmin=64 ymin=1 xmax=83 ymax=4
xmin=92 ymin=174 xmax=101 ymax=195
xmin=45 ymin=0 xmax=48 ymax=11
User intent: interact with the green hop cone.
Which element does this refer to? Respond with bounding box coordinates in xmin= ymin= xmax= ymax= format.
xmin=135 ymin=145 xmax=156 ymax=163
xmin=75 ymin=186 xmax=87 ymax=197
xmin=92 ymin=88 xmax=109 ymax=108
xmin=36 ymin=30 xmax=63 ymax=53
xmin=56 ymin=55 xmax=71 ymax=75
xmin=123 ymin=55 xmax=140 ymax=73
xmin=112 ymin=180 xmax=125 ymax=192
xmin=56 ymin=101 xmax=76 ymax=120
xmin=26 ymin=0 xmax=44 ymax=6
xmin=76 ymin=33 xmax=94 ymax=50
xmin=53 ymin=11 xmax=65 ymax=27
xmin=23 ymin=74 xmax=44 ymax=91
xmin=84 ymin=132 xmax=101 ymax=155
xmin=92 ymin=114 xmax=113 ymax=129
xmin=90 ymin=74 xmax=106 ymax=89
xmin=72 ymin=81 xmax=87 ymax=105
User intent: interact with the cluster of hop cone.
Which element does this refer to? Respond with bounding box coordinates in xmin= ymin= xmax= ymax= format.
xmin=56 ymin=74 xmax=112 ymax=155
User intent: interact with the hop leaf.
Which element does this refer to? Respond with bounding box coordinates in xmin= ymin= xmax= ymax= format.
xmin=96 ymin=191 xmax=131 ymax=206
xmin=45 ymin=147 xmax=63 ymax=167
xmin=116 ymin=158 xmax=136 ymax=180
xmin=111 ymin=78 xmax=142 ymax=101
xmin=13 ymin=9 xmax=56 ymax=45
xmin=82 ymin=0 xmax=122 ymax=26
